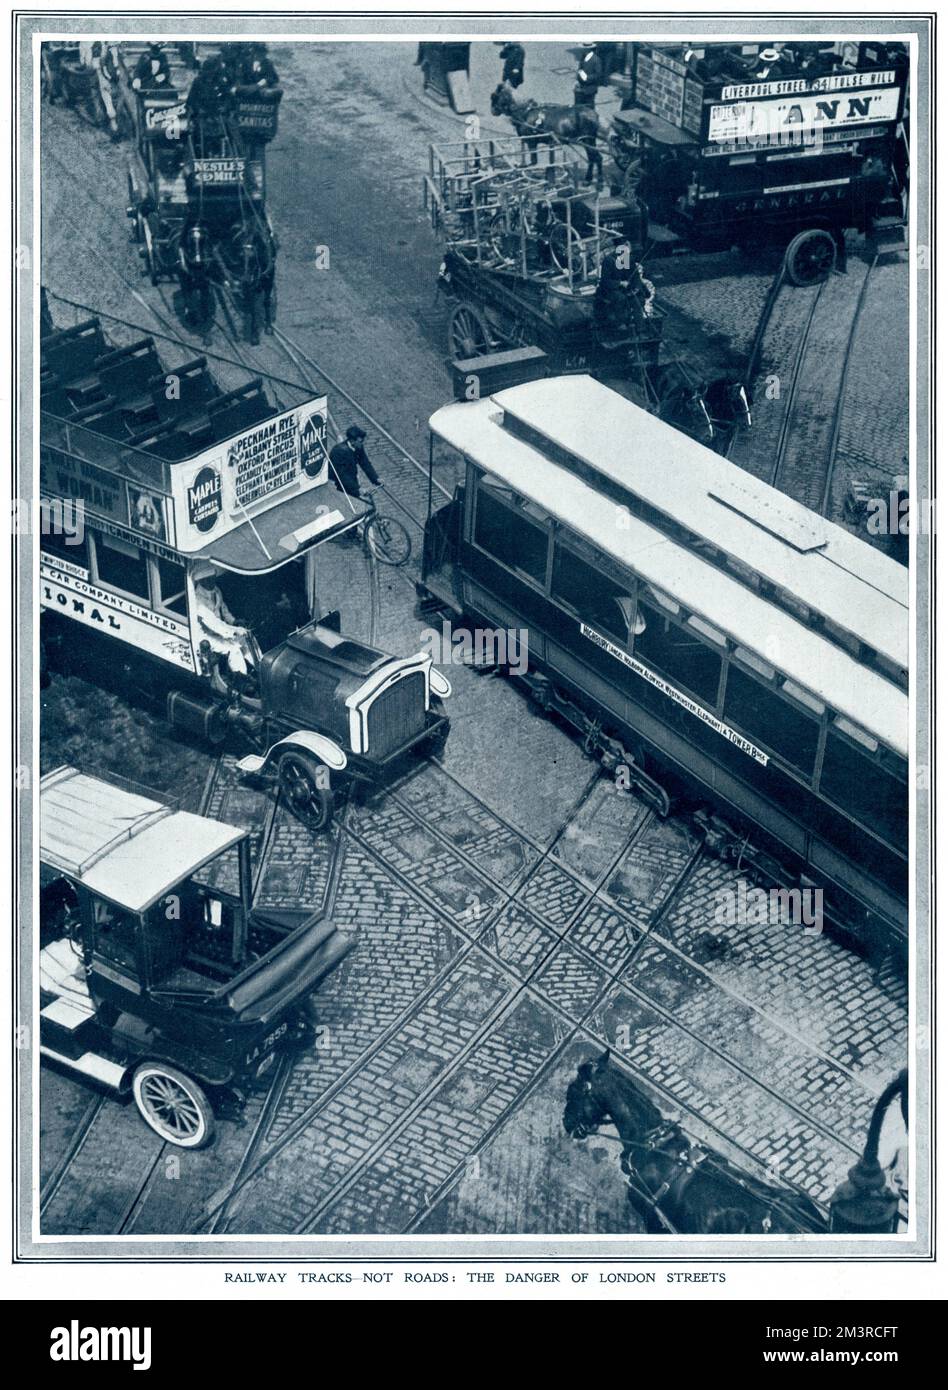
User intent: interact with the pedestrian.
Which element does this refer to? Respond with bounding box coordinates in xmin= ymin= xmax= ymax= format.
xmin=574 ymin=42 xmax=602 ymax=109
xmin=498 ymin=41 xmax=525 ymax=89
xmin=329 ymin=425 xmax=381 ymax=501
xmin=94 ymin=41 xmax=123 ymax=142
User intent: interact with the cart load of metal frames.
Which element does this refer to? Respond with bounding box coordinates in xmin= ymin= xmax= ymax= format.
xmin=424 ymin=134 xmax=624 ymax=292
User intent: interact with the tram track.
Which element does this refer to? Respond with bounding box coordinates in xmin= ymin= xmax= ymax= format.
xmin=183 ymin=757 xmax=864 ymax=1233
xmin=730 ymin=254 xmax=881 ymax=517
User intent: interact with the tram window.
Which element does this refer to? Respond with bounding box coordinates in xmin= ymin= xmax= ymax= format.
xmin=723 ymin=662 xmax=820 ymax=776
xmin=818 ymin=729 xmax=908 ymax=850
xmin=474 ymin=481 xmax=549 ymax=586
xmin=551 ymin=541 xmax=632 ymax=643
xmin=155 ymin=556 xmax=188 ymax=617
xmin=92 ymin=532 xmax=150 ymax=601
xmin=633 ymin=603 xmax=722 ymax=706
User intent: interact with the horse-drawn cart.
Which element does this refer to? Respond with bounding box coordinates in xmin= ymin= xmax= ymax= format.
xmin=425 ymin=136 xmax=736 ymax=438
xmin=118 ymin=46 xmax=279 ymax=343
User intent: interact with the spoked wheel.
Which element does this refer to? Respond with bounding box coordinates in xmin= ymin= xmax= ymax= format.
xmin=548 ymin=220 xmax=584 ymax=275
xmin=448 ymin=301 xmax=491 ymax=359
xmin=784 ymin=228 xmax=836 ymax=286
xmin=132 ymin=1063 xmax=215 ymax=1148
xmin=277 ymin=752 xmax=334 ymax=833
xmin=365 ymin=513 xmax=412 ymax=566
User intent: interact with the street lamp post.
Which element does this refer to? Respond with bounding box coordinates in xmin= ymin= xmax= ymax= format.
xmin=829 ymin=1070 xmax=907 ymax=1234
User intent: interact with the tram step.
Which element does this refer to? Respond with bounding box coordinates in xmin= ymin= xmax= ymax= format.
xmin=41 ymin=996 xmax=95 ymax=1032
xmin=870 ymin=212 xmax=907 ymax=247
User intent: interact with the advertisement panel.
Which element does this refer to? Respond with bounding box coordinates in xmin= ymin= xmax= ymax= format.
xmin=170 ymin=396 xmax=329 ymax=551
xmin=708 ymin=84 xmax=902 ymax=145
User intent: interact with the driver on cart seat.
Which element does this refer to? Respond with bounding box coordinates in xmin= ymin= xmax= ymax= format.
xmin=240 ymin=42 xmax=279 ymax=88
xmin=187 ymin=53 xmax=231 ymax=124
xmin=131 ymin=42 xmax=171 ymax=94
xmin=595 ymin=239 xmax=656 ymax=346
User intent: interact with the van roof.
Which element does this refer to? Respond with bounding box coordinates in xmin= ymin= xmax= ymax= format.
xmin=40 ymin=767 xmax=246 ymax=913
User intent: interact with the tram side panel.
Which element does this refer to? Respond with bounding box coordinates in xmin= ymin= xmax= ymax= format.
xmin=421 ymin=458 xmax=907 ymax=954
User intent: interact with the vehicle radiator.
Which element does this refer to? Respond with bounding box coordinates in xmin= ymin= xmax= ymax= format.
xmin=364 ymin=672 xmax=426 ymax=758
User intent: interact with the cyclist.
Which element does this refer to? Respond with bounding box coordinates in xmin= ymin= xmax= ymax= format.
xmin=328 ymin=425 xmax=381 ymax=500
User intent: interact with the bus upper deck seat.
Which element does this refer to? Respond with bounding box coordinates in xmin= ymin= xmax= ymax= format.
xmin=149 ymin=357 xmax=221 ymax=422
xmin=40 ymin=318 xmax=107 ymax=386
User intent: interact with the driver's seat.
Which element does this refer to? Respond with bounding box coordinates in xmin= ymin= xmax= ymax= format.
xmin=39 ymin=937 xmax=92 ymax=1007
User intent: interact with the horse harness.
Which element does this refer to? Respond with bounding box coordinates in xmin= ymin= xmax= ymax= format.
xmin=624 ymin=1123 xmax=777 ymax=1234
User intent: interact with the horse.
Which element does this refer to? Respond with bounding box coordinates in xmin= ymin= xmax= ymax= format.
xmin=876 ymin=1069 xmax=909 ymax=1216
xmin=646 ymin=362 xmax=716 ymax=444
xmin=218 ymin=218 xmax=277 ymax=345
xmin=490 ymin=83 xmax=605 ymax=184
xmin=563 ymin=1050 xmax=827 ymax=1234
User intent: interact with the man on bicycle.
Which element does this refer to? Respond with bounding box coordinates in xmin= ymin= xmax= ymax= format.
xmin=329 ymin=425 xmax=381 ymax=500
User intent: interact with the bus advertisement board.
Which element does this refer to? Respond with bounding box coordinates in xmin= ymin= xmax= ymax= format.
xmin=707 ymin=80 xmax=902 ymax=147
xmin=170 ymin=395 xmax=329 ymax=551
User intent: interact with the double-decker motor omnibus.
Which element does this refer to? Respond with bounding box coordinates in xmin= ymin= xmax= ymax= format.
xmin=40 ymin=298 xmax=449 ymax=830
xmin=420 ymin=374 xmax=908 ymax=955
xmin=608 ymin=41 xmax=909 ymax=283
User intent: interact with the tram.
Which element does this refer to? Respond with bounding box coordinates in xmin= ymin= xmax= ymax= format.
xmin=609 ymin=42 xmax=909 ymax=283
xmin=40 ymin=298 xmax=450 ymax=830
xmin=419 ymin=375 xmax=908 ymax=953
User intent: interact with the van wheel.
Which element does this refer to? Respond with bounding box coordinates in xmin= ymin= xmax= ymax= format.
xmin=132 ymin=1062 xmax=215 ymax=1148
xmin=277 ymin=752 xmax=334 ymax=833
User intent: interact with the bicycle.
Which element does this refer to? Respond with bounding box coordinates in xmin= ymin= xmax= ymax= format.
xmin=360 ymin=490 xmax=413 ymax=567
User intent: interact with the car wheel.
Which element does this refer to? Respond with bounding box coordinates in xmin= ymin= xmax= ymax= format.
xmin=132 ymin=1062 xmax=215 ymax=1148
xmin=277 ymin=752 xmax=334 ymax=833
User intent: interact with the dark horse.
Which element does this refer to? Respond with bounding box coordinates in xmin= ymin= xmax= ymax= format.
xmin=563 ymin=1051 xmax=826 ymax=1234
xmin=490 ymin=83 xmax=604 ymax=184
xmin=648 ymin=366 xmax=753 ymax=447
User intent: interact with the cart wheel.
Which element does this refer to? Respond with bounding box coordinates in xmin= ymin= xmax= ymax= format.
xmin=365 ymin=513 xmax=412 ymax=566
xmin=132 ymin=1062 xmax=215 ymax=1148
xmin=548 ymin=221 xmax=584 ymax=276
xmin=277 ymin=752 xmax=334 ymax=833
xmin=448 ymin=302 xmax=491 ymax=359
xmin=784 ymin=228 xmax=836 ymax=286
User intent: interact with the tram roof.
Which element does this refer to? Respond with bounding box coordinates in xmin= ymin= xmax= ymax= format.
xmin=40 ymin=767 xmax=246 ymax=913
xmin=492 ymin=376 xmax=908 ymax=670
xmin=429 ymin=392 xmax=907 ymax=757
